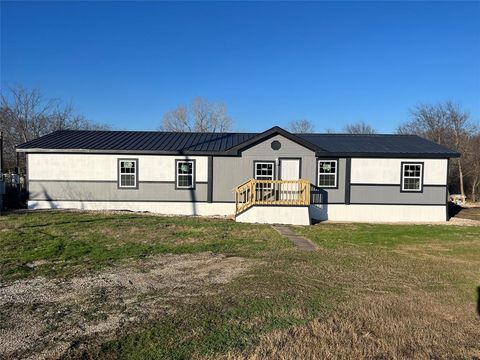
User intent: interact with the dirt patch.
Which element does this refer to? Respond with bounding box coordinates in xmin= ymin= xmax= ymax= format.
xmin=219 ymin=292 xmax=480 ymax=360
xmin=447 ymin=216 xmax=480 ymax=226
xmin=0 ymin=252 xmax=253 ymax=360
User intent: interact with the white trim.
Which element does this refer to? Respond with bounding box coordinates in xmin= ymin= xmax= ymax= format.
xmin=176 ymin=160 xmax=194 ymax=189
xmin=254 ymin=162 xmax=275 ymax=181
xmin=318 ymin=160 xmax=337 ymax=188
xmin=118 ymin=159 xmax=137 ymax=188
xmin=401 ymin=163 xmax=423 ymax=192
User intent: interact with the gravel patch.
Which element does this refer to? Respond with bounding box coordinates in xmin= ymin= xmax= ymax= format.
xmin=0 ymin=252 xmax=252 ymax=360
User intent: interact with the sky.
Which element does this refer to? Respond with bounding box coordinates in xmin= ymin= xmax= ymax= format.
xmin=1 ymin=1 xmax=479 ymax=133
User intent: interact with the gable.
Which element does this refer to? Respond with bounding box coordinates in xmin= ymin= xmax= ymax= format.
xmin=240 ymin=134 xmax=316 ymax=157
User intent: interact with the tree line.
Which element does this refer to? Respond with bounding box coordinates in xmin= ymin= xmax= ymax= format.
xmin=0 ymin=86 xmax=110 ymax=171
xmin=1 ymin=85 xmax=479 ymax=202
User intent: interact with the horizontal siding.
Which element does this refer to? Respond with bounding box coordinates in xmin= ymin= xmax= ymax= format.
xmin=351 ymin=158 xmax=447 ymax=185
xmin=29 ymin=181 xmax=208 ymax=202
xmin=349 ymin=185 xmax=446 ymax=205
xmin=28 ymin=154 xmax=208 ymax=182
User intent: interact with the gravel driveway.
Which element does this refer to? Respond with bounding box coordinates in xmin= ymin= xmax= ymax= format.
xmin=0 ymin=252 xmax=252 ymax=360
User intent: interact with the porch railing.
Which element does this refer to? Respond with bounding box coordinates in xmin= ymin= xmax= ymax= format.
xmin=234 ymin=179 xmax=311 ymax=215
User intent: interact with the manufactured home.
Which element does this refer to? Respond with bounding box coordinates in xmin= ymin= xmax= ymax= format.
xmin=16 ymin=126 xmax=459 ymax=225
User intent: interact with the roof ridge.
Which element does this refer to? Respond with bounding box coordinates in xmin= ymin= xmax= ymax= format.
xmin=299 ymin=133 xmax=416 ymax=137
xmin=56 ymin=129 xmax=419 ymax=137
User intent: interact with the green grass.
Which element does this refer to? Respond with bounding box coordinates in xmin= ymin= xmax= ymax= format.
xmin=0 ymin=211 xmax=289 ymax=280
xmin=2 ymin=211 xmax=479 ymax=359
xmin=296 ymin=222 xmax=480 ymax=249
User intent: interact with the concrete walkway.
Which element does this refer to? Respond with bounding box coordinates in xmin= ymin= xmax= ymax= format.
xmin=272 ymin=225 xmax=317 ymax=251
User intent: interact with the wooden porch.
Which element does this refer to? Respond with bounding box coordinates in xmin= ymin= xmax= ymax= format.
xmin=234 ymin=179 xmax=311 ymax=215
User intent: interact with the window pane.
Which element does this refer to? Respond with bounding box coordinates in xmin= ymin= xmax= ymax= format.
xmin=176 ymin=161 xmax=194 ymax=188
xmin=121 ymin=161 xmax=136 ymax=174
xmin=318 ymin=161 xmax=337 ymax=187
xmin=119 ymin=160 xmax=136 ymax=187
xmin=404 ymin=164 xmax=420 ymax=177
xmin=402 ymin=164 xmax=422 ymax=191
xmin=121 ymin=174 xmax=135 ymax=187
xmin=319 ymin=174 xmax=335 ymax=187
xmin=178 ymin=162 xmax=193 ymax=175
xmin=178 ymin=175 xmax=193 ymax=188
xmin=404 ymin=177 xmax=420 ymax=190
xmin=319 ymin=161 xmax=335 ymax=174
xmin=255 ymin=163 xmax=274 ymax=180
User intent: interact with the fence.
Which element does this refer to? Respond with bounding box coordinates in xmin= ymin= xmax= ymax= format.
xmin=1 ymin=173 xmax=27 ymax=210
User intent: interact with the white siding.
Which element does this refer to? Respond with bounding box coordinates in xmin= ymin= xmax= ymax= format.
xmin=310 ymin=204 xmax=446 ymax=222
xmin=28 ymin=200 xmax=234 ymax=216
xmin=236 ymin=206 xmax=310 ymax=225
xmin=28 ymin=154 xmax=208 ymax=182
xmin=350 ymin=158 xmax=447 ymax=185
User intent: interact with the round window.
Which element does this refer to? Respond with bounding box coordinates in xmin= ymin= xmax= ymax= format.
xmin=271 ymin=140 xmax=281 ymax=150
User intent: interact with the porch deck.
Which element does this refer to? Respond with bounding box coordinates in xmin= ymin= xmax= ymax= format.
xmin=234 ymin=179 xmax=311 ymax=215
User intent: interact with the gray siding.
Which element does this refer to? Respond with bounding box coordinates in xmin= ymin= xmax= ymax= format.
xmin=25 ymin=133 xmax=448 ymax=208
xmin=213 ymin=134 xmax=318 ymax=202
xmin=29 ymin=181 xmax=208 ymax=202
xmin=350 ymin=185 xmax=447 ymax=205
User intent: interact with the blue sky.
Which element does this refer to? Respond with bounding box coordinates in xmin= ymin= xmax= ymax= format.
xmin=1 ymin=1 xmax=479 ymax=133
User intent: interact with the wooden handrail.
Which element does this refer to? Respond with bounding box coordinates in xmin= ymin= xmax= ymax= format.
xmin=234 ymin=179 xmax=311 ymax=215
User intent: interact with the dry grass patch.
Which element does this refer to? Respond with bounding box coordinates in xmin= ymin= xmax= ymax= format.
xmin=221 ymin=292 xmax=479 ymax=360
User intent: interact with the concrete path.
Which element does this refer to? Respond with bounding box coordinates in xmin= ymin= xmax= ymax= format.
xmin=272 ymin=225 xmax=317 ymax=251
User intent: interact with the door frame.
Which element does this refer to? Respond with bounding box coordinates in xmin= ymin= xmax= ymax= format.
xmin=278 ymin=157 xmax=302 ymax=180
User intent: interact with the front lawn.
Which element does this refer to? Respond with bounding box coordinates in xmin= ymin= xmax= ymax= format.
xmin=0 ymin=211 xmax=287 ymax=280
xmin=0 ymin=211 xmax=479 ymax=359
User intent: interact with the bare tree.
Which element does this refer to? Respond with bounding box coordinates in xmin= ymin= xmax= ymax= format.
xmin=0 ymin=85 xmax=109 ymax=171
xmin=161 ymin=105 xmax=190 ymax=132
xmin=397 ymin=101 xmax=479 ymax=203
xmin=467 ymin=134 xmax=480 ymax=202
xmin=397 ymin=103 xmax=450 ymax=144
xmin=287 ymin=119 xmax=315 ymax=133
xmin=343 ymin=121 xmax=377 ymax=134
xmin=160 ymin=97 xmax=233 ymax=132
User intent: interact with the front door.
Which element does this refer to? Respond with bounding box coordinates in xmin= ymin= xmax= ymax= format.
xmin=279 ymin=159 xmax=301 ymax=201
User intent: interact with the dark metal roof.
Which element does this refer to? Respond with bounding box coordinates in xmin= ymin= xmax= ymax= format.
xmin=298 ymin=133 xmax=460 ymax=157
xmin=16 ymin=127 xmax=460 ymax=158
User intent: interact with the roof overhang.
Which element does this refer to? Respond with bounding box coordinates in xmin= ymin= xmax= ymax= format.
xmin=16 ymin=148 xmax=459 ymax=158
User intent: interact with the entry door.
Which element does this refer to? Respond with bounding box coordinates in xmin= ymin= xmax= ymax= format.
xmin=279 ymin=159 xmax=301 ymax=201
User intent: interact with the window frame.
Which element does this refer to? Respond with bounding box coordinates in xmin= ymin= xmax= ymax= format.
xmin=401 ymin=162 xmax=424 ymax=193
xmin=175 ymin=159 xmax=196 ymax=190
xmin=117 ymin=158 xmax=138 ymax=189
xmin=317 ymin=159 xmax=338 ymax=189
xmin=253 ymin=161 xmax=276 ymax=181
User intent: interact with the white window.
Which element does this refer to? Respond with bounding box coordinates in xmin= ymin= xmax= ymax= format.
xmin=254 ymin=162 xmax=275 ymax=196
xmin=402 ymin=163 xmax=423 ymax=192
xmin=254 ymin=162 xmax=274 ymax=181
xmin=118 ymin=159 xmax=137 ymax=188
xmin=176 ymin=160 xmax=194 ymax=189
xmin=318 ymin=160 xmax=337 ymax=187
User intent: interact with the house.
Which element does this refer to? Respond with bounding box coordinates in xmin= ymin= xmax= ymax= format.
xmin=16 ymin=126 xmax=459 ymax=225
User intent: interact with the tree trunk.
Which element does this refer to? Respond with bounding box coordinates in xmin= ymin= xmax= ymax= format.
xmin=457 ymin=159 xmax=466 ymax=204
xmin=472 ymin=176 xmax=478 ymax=203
